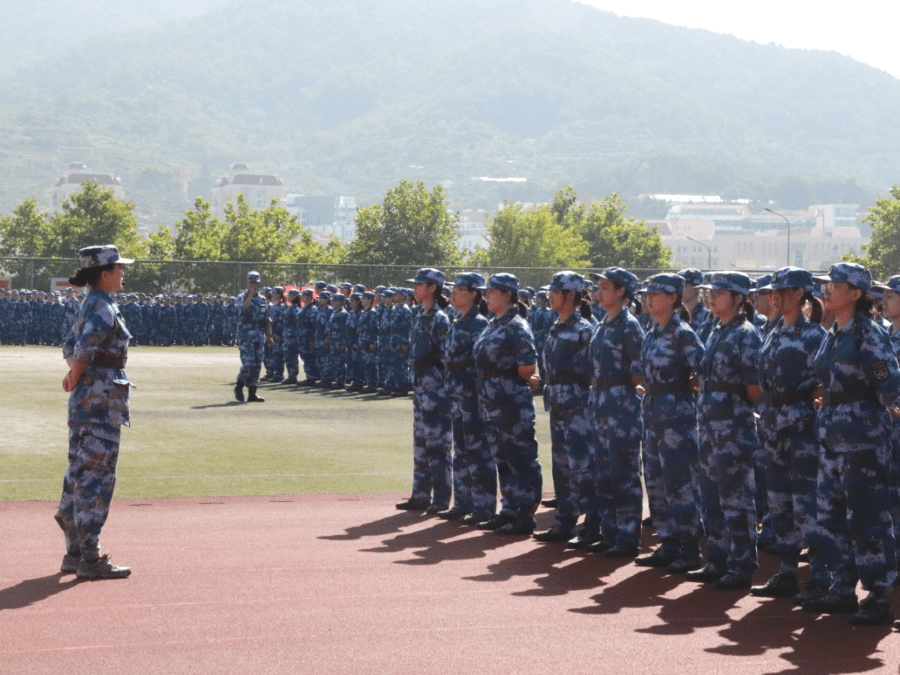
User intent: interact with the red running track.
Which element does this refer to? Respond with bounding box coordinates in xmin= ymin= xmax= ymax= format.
xmin=1 ymin=494 xmax=898 ymax=674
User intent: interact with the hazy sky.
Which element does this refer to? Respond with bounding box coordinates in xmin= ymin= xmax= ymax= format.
xmin=577 ymin=0 xmax=900 ymax=80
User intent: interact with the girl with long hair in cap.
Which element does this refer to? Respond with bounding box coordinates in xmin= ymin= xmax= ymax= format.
xmin=802 ymin=263 xmax=900 ymax=625
xmin=586 ymin=267 xmax=645 ymax=558
xmin=473 ymin=273 xmax=543 ymax=535
xmin=396 ymin=269 xmax=453 ymax=513
xmin=56 ymin=245 xmax=134 ymax=579
xmin=684 ymin=272 xmax=762 ymax=589
xmin=635 ymin=273 xmax=705 ymax=573
xmin=533 ymin=271 xmax=601 ymax=548
xmin=750 ymin=267 xmax=829 ymax=603
xmin=439 ymin=273 xmax=498 ymax=524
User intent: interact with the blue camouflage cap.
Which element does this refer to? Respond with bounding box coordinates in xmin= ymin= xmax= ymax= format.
xmin=874 ymin=275 xmax=900 ymax=294
xmin=677 ymin=268 xmax=704 ymax=287
xmin=755 ymin=274 xmax=772 ymax=292
xmin=645 ymin=273 xmax=685 ymax=295
xmin=273 ymin=286 xmax=285 ymax=295
xmin=78 ymin=245 xmax=134 ymax=269
xmin=766 ymin=266 xmax=814 ymax=293
xmin=547 ymin=271 xmax=585 ymax=293
xmin=314 ymin=280 xmax=327 ymax=290
xmin=340 ymin=282 xmax=352 ymax=290
xmin=362 ymin=291 xmax=375 ymax=300
xmin=450 ymin=272 xmax=485 ymax=290
xmin=353 ymin=284 xmax=366 ymax=293
xmin=518 ymin=288 xmax=534 ymax=298
xmin=319 ymin=290 xmax=332 ymax=300
xmin=593 ymin=267 xmax=639 ymax=297
xmin=813 ymin=262 xmax=872 ymax=293
xmin=375 ymin=285 xmax=387 ymax=294
xmin=535 ymin=290 xmax=548 ymax=299
xmin=349 ymin=292 xmax=362 ymax=301
xmin=326 ymin=284 xmax=338 ymax=293
xmin=700 ymin=271 xmax=753 ymax=296
xmin=332 ymin=293 xmax=345 ymax=302
xmin=247 ymin=271 xmax=261 ymax=282
xmin=301 ymin=288 xmax=313 ymax=296
xmin=287 ymin=288 xmax=300 ymax=298
xmin=409 ymin=268 xmax=445 ymax=285
xmin=485 ymin=273 xmax=520 ymax=295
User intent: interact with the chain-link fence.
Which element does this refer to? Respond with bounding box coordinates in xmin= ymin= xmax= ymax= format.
xmin=1 ymin=257 xmax=798 ymax=295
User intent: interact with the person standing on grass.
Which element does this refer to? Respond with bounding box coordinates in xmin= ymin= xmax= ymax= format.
xmin=57 ymin=245 xmax=134 ymax=580
xmin=396 ymin=269 xmax=453 ymax=513
xmin=234 ymin=271 xmax=271 ymax=403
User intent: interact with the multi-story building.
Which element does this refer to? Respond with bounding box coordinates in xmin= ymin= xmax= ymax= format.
xmin=458 ymin=210 xmax=489 ymax=251
xmin=651 ymin=201 xmax=866 ymax=272
xmin=45 ymin=163 xmax=124 ymax=210
xmin=211 ymin=163 xmax=286 ymax=219
xmin=285 ymin=194 xmax=357 ymax=242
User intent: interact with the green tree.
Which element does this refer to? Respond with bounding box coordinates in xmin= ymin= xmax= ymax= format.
xmin=482 ymin=202 xmax=589 ymax=269
xmin=0 ymin=197 xmax=50 ymax=257
xmin=344 ymin=179 xmax=462 ymax=267
xmin=577 ymin=194 xmax=671 ymax=269
xmin=845 ymin=186 xmax=900 ymax=279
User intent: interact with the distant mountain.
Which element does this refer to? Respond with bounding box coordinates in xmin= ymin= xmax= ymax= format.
xmin=1 ymin=0 xmax=896 ymax=228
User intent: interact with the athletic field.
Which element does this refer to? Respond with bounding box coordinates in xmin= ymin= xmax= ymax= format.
xmin=2 ymin=347 xmax=899 ymax=673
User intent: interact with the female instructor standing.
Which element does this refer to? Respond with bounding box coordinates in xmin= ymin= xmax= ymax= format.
xmin=57 ymin=245 xmax=134 ymax=580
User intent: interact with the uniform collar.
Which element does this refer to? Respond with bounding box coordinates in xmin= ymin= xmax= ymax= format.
xmin=493 ymin=306 xmax=519 ymax=325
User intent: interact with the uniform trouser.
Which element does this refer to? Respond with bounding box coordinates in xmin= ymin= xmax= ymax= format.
xmin=389 ymin=348 xmax=410 ymax=393
xmin=55 ymin=422 xmax=121 ymax=562
xmin=269 ymin=338 xmax=284 ymax=378
xmin=410 ymin=370 xmax=452 ymax=507
xmin=698 ymin=418 xmax=759 ymax=578
xmin=326 ymin=347 xmax=346 ymax=384
xmin=549 ymin=410 xmax=600 ymax=533
xmin=361 ymin=347 xmax=379 ymax=388
xmin=449 ymin=390 xmax=497 ymax=515
xmin=283 ymin=338 xmax=299 ymax=380
xmin=642 ymin=424 xmax=703 ymax=558
xmin=890 ymin=423 xmax=900 ymax=555
xmin=763 ymin=421 xmax=828 ymax=581
xmin=594 ymin=412 xmax=643 ymax=548
xmin=301 ymin=345 xmax=319 ymax=380
xmin=237 ymin=338 xmax=264 ymax=387
xmin=378 ymin=347 xmax=390 ymax=388
xmin=817 ymin=444 xmax=897 ymax=596
xmin=484 ymin=404 xmax=542 ymax=522
xmin=348 ymin=348 xmax=363 ymax=385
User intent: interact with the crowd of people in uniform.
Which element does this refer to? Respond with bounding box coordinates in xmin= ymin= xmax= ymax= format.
xmin=229 ymin=263 xmax=900 ymax=629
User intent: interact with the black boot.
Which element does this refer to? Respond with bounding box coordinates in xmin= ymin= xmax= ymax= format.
xmin=234 ymin=380 xmax=245 ymax=402
xmin=247 ymin=386 xmax=265 ymax=403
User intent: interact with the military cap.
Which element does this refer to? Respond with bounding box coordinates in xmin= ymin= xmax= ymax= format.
xmin=319 ymin=290 xmax=332 ymax=300
xmin=353 ymin=284 xmax=366 ymax=293
xmin=873 ymin=275 xmax=900 ymax=294
xmin=699 ymin=271 xmax=753 ymax=296
xmin=765 ymin=267 xmax=814 ymax=293
xmin=349 ymin=292 xmax=362 ymax=301
xmin=314 ymin=280 xmax=327 ymax=291
xmin=332 ymin=293 xmax=345 ymax=303
xmin=78 ymin=245 xmax=133 ymax=269
xmin=410 ymin=268 xmax=445 ymax=286
xmin=301 ymin=288 xmax=314 ymax=296
xmin=645 ymin=273 xmax=685 ymax=295
xmin=486 ymin=273 xmax=520 ymax=295
xmin=375 ymin=285 xmax=387 ymax=294
xmin=755 ymin=274 xmax=773 ymax=292
xmin=286 ymin=288 xmax=300 ymax=298
xmin=677 ymin=268 xmax=704 ymax=287
xmin=362 ymin=291 xmax=375 ymax=300
xmin=273 ymin=286 xmax=285 ymax=295
xmin=813 ymin=262 xmax=872 ymax=293
xmin=594 ymin=267 xmax=639 ymax=297
xmin=340 ymin=282 xmax=352 ymax=290
xmin=449 ymin=272 xmax=485 ymax=290
xmin=547 ymin=271 xmax=585 ymax=294
xmin=326 ymin=284 xmax=337 ymax=294
xmin=247 ymin=271 xmax=261 ymax=282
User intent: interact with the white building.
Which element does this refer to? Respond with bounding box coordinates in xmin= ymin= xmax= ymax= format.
xmin=211 ymin=163 xmax=286 ymax=219
xmin=285 ymin=194 xmax=357 ymax=242
xmin=458 ymin=210 xmax=489 ymax=251
xmin=45 ymin=163 xmax=124 ymax=210
xmin=652 ymin=202 xmax=865 ymax=272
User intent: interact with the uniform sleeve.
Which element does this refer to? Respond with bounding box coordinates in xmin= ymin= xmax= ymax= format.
xmin=679 ymin=323 xmax=705 ymax=374
xmin=512 ymin=321 xmax=537 ymax=367
xmin=625 ymin=320 xmax=644 ymax=379
xmin=861 ymin=322 xmax=900 ymax=408
xmin=740 ymin=325 xmax=762 ymax=386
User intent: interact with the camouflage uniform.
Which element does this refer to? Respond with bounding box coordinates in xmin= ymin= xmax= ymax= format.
xmin=56 ymin=270 xmax=132 ymax=564
xmin=388 ymin=296 xmax=412 ymax=395
xmin=408 ymin=288 xmax=453 ymax=509
xmin=298 ymin=294 xmax=319 ymax=383
xmin=542 ymin=279 xmax=598 ymax=535
xmin=639 ymin=276 xmax=705 ymax=563
xmin=445 ymin=296 xmax=496 ymax=517
xmin=323 ymin=298 xmax=349 ymax=387
xmin=697 ymin=293 xmax=761 ymax=582
xmin=236 ymin=289 xmax=268 ymax=388
xmin=589 ymin=303 xmax=644 ymax=550
xmin=474 ymin=301 xmax=542 ymax=527
xmin=356 ymin=296 xmax=380 ymax=390
xmin=282 ymin=296 xmax=301 ymax=383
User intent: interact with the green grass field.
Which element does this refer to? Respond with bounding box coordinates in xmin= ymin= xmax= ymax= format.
xmin=0 ymin=346 xmax=553 ymax=501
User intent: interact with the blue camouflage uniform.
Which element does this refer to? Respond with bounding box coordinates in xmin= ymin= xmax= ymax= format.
xmin=812 ymin=263 xmax=900 ymax=614
xmin=444 ymin=275 xmax=496 ymax=519
xmin=356 ymin=294 xmax=380 ymax=391
xmin=474 ymin=275 xmax=542 ymax=529
xmin=406 ymin=269 xmax=453 ymax=509
xmin=639 ymin=273 xmax=705 ymax=565
xmin=282 ymin=293 xmax=301 ymax=383
xmin=298 ymin=292 xmax=319 ymax=383
xmin=541 ymin=272 xmax=599 ymax=538
xmin=696 ymin=272 xmax=761 ymax=583
xmin=236 ymin=285 xmax=268 ymax=388
xmin=387 ymin=295 xmax=412 ymax=395
xmin=56 ymin=246 xmax=134 ymax=565
xmin=756 ymin=267 xmax=828 ymax=591
xmin=323 ymin=297 xmax=349 ymax=387
xmin=588 ymin=268 xmax=644 ymax=552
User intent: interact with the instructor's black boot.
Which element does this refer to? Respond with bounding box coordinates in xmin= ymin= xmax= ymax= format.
xmin=247 ymin=386 xmax=265 ymax=403
xmin=234 ymin=381 xmax=245 ymax=402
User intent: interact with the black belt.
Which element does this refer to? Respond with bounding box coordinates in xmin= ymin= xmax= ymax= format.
xmin=591 ymin=376 xmax=633 ymax=391
xmin=478 ymin=366 xmax=519 ymax=380
xmin=644 ymin=381 xmax=690 ymax=395
xmin=699 ymin=382 xmax=746 ymax=396
xmin=821 ymin=390 xmax=879 ymax=406
xmin=445 ymin=357 xmax=476 ymax=372
xmin=413 ymin=357 xmax=444 ymax=371
xmin=92 ymin=353 xmax=127 ymax=368
xmin=763 ymin=389 xmax=815 ymax=407
xmin=547 ymin=373 xmax=590 ymax=388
